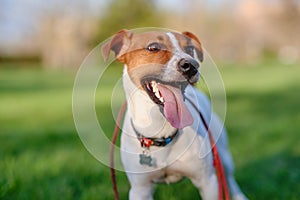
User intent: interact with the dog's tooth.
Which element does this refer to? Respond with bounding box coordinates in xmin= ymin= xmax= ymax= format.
xmin=151 ymin=86 xmax=155 ymax=93
xmin=155 ymin=91 xmax=160 ymax=98
xmin=146 ymin=82 xmax=151 ymax=90
xmin=151 ymin=80 xmax=156 ymax=86
xmin=151 ymin=82 xmax=158 ymax=92
xmin=159 ymin=97 xmax=164 ymax=102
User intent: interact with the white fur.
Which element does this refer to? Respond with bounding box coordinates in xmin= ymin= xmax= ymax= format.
xmin=120 ymin=34 xmax=248 ymax=200
xmin=163 ymin=32 xmax=195 ymax=82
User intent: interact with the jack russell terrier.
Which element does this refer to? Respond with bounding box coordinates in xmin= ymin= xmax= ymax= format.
xmin=102 ymin=30 xmax=247 ymax=200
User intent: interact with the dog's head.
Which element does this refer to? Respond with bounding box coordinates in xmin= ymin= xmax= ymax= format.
xmin=102 ymin=30 xmax=203 ymax=129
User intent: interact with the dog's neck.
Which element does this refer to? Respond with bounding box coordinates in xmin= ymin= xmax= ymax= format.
xmin=123 ymin=65 xmax=177 ymax=138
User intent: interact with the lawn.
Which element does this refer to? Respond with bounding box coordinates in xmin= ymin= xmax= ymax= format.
xmin=0 ymin=61 xmax=299 ymax=199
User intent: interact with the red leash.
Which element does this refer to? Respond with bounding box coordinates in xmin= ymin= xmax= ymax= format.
xmin=198 ymin=111 xmax=230 ymax=200
xmin=110 ymin=101 xmax=230 ymax=200
xmin=110 ymin=101 xmax=127 ymax=200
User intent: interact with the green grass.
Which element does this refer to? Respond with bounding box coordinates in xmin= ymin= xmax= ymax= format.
xmin=0 ymin=61 xmax=300 ymax=199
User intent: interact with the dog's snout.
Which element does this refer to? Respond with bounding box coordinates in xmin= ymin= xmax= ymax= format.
xmin=178 ymin=59 xmax=191 ymax=72
xmin=178 ymin=59 xmax=199 ymax=74
xmin=177 ymin=58 xmax=200 ymax=83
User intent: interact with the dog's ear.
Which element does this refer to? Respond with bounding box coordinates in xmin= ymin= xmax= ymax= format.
xmin=182 ymin=31 xmax=203 ymax=62
xmin=102 ymin=29 xmax=133 ymax=62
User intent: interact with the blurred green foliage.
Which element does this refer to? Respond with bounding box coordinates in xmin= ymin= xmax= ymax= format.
xmin=93 ymin=0 xmax=162 ymax=44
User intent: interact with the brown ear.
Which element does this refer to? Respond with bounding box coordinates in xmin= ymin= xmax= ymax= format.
xmin=182 ymin=31 xmax=204 ymax=62
xmin=102 ymin=29 xmax=133 ymax=62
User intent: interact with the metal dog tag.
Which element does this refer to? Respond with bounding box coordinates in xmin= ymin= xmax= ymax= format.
xmin=139 ymin=154 xmax=153 ymax=166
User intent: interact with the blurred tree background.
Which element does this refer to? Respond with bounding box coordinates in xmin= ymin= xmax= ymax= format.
xmin=1 ymin=0 xmax=299 ymax=68
xmin=93 ymin=0 xmax=162 ymax=43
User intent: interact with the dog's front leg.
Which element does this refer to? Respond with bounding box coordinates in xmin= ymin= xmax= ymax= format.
xmin=191 ymin=173 xmax=219 ymax=200
xmin=129 ymin=184 xmax=154 ymax=200
xmin=127 ymin=174 xmax=154 ymax=200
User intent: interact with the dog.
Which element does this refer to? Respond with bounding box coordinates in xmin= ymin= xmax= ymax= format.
xmin=102 ymin=30 xmax=247 ymax=200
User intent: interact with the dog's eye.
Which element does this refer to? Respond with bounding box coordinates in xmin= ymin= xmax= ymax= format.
xmin=147 ymin=42 xmax=161 ymax=52
xmin=185 ymin=46 xmax=194 ymax=56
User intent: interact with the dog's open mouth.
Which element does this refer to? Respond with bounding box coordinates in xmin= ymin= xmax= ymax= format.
xmin=142 ymin=79 xmax=193 ymax=129
xmin=143 ymin=80 xmax=166 ymax=106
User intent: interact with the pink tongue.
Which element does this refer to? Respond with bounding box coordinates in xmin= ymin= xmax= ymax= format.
xmin=157 ymin=84 xmax=193 ymax=129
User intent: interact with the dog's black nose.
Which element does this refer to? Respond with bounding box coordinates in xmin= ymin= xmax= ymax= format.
xmin=177 ymin=58 xmax=199 ymax=82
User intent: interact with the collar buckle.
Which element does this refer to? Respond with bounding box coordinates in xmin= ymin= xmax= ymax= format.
xmin=141 ymin=138 xmax=153 ymax=148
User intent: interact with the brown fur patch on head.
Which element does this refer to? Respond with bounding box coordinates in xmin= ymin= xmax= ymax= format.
xmin=182 ymin=31 xmax=201 ymax=44
xmin=157 ymin=35 xmax=164 ymax=41
xmin=125 ymin=49 xmax=172 ymax=70
xmin=101 ymin=29 xmax=133 ymax=61
xmin=119 ymin=32 xmax=173 ymax=71
xmin=122 ymin=32 xmax=174 ymax=87
xmin=181 ymin=31 xmax=204 ymax=62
